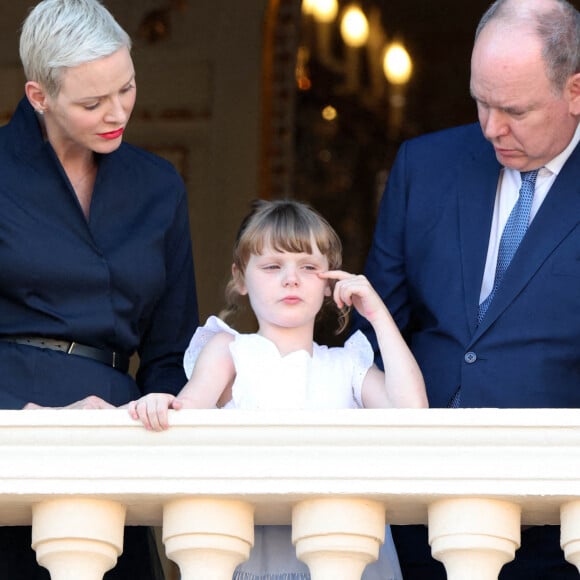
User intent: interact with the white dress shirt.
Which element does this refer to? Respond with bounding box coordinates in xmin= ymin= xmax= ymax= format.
xmin=479 ymin=123 xmax=580 ymax=304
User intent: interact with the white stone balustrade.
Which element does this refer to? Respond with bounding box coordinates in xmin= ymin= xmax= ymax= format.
xmin=293 ymin=498 xmax=386 ymax=579
xmin=32 ymin=498 xmax=126 ymax=580
xmin=428 ymin=498 xmax=521 ymax=580
xmin=163 ymin=498 xmax=254 ymax=579
xmin=1 ymin=408 xmax=580 ymax=579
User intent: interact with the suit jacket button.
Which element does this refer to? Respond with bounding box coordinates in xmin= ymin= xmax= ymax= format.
xmin=464 ymin=351 xmax=477 ymax=364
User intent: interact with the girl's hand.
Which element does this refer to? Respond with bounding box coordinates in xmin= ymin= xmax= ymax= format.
xmin=319 ymin=270 xmax=388 ymax=324
xmin=127 ymin=393 xmax=177 ymax=431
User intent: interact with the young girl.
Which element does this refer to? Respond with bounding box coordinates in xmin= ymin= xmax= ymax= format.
xmin=128 ymin=199 xmax=427 ymax=580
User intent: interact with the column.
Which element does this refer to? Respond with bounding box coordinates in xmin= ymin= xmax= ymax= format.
xmin=429 ymin=498 xmax=521 ymax=580
xmin=561 ymin=500 xmax=580 ymax=571
xmin=292 ymin=498 xmax=385 ymax=579
xmin=162 ymin=498 xmax=254 ymax=579
xmin=32 ymin=498 xmax=126 ymax=580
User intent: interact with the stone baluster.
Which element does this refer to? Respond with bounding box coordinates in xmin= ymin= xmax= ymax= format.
xmin=32 ymin=498 xmax=126 ymax=580
xmin=292 ymin=498 xmax=385 ymax=579
xmin=429 ymin=498 xmax=521 ymax=580
xmin=561 ymin=500 xmax=580 ymax=571
xmin=163 ymin=498 xmax=254 ymax=579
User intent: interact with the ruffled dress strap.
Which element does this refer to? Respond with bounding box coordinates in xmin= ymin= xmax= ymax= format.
xmin=342 ymin=330 xmax=375 ymax=407
xmin=183 ymin=315 xmax=237 ymax=378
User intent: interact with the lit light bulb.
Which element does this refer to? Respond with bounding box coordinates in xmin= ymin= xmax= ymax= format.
xmin=321 ymin=105 xmax=338 ymax=121
xmin=340 ymin=5 xmax=369 ymax=48
xmin=302 ymin=0 xmax=316 ymax=15
xmin=311 ymin=0 xmax=338 ymax=23
xmin=383 ymin=42 xmax=413 ymax=85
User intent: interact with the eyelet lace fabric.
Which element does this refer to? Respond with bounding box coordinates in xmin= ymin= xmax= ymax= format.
xmin=183 ymin=316 xmax=374 ymax=410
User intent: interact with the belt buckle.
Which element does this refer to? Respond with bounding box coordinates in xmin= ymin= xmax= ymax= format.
xmin=67 ymin=341 xmax=77 ymax=354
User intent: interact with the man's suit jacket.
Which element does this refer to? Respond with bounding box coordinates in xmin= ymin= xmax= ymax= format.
xmin=361 ymin=122 xmax=580 ymax=409
xmin=357 ymin=122 xmax=580 ymax=580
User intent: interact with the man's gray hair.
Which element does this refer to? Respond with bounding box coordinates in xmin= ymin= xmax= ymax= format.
xmin=475 ymin=0 xmax=580 ymax=92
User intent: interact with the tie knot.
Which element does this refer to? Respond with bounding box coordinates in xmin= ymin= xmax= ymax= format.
xmin=520 ymin=169 xmax=539 ymax=187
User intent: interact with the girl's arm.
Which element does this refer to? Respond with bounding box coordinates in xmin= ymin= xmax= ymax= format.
xmin=321 ymin=271 xmax=428 ymax=409
xmin=127 ymin=332 xmax=236 ymax=430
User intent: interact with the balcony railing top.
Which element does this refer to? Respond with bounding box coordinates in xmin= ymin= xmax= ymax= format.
xmin=1 ymin=408 xmax=580 ymax=527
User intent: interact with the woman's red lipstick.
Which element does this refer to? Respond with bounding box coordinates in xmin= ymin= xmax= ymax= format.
xmin=98 ymin=128 xmax=124 ymax=140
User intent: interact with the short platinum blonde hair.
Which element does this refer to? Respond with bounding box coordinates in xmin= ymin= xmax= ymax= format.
xmin=19 ymin=0 xmax=131 ymax=97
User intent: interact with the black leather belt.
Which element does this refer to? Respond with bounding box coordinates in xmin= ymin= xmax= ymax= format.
xmin=0 ymin=336 xmax=130 ymax=373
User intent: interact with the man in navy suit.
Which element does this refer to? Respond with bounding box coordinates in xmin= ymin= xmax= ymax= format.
xmin=355 ymin=0 xmax=580 ymax=577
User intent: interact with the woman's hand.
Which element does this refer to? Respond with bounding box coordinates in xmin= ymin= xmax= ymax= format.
xmin=23 ymin=395 xmax=115 ymax=410
xmin=127 ymin=393 xmax=177 ymax=431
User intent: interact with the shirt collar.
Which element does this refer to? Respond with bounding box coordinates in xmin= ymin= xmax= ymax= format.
xmin=544 ymin=122 xmax=580 ymax=177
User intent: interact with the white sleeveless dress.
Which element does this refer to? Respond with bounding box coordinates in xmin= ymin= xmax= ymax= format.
xmin=184 ymin=316 xmax=403 ymax=580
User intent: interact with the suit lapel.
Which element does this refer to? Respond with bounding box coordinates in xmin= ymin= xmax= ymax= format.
xmin=474 ymin=143 xmax=580 ymax=338
xmin=457 ymin=140 xmax=502 ymax=336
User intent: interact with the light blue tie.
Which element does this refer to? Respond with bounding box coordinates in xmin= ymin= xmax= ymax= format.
xmin=477 ymin=169 xmax=539 ymax=325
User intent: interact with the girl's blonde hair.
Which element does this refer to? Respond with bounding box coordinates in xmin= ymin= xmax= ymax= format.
xmin=220 ymin=199 xmax=349 ymax=333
